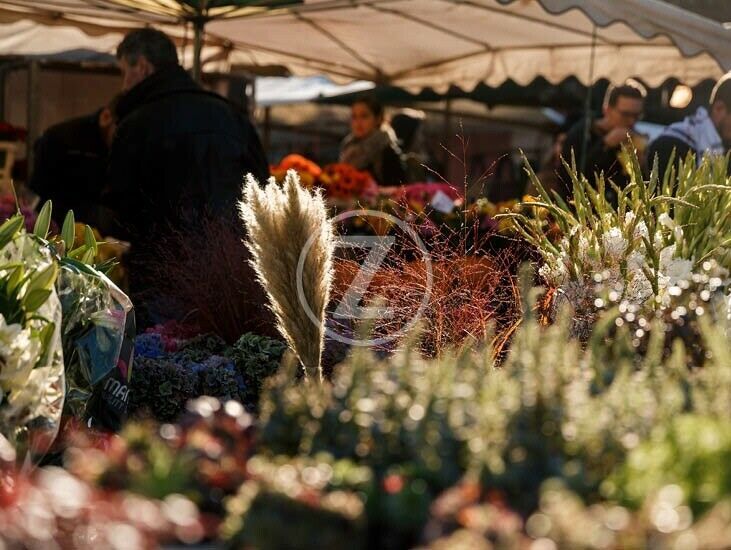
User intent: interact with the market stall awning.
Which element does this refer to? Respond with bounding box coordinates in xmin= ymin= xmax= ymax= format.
xmin=213 ymin=0 xmax=730 ymax=90
xmin=0 ymin=1 xmax=301 ymax=78
xmin=2 ymin=0 xmax=729 ymax=89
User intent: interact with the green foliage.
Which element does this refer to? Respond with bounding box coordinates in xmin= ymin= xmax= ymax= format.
xmin=105 ymin=422 xmax=197 ymax=500
xmin=198 ymin=359 xmax=240 ymax=401
xmin=608 ymin=415 xmax=731 ymax=515
xmin=129 ymin=358 xmax=197 ymax=422
xmin=61 ymin=211 xmax=75 ymax=252
xmin=221 ymin=454 xmax=369 ymax=550
xmin=257 ymin=293 xmax=731 ymax=536
xmin=225 ymin=333 xmax=287 ymax=409
xmin=33 ymin=201 xmax=52 ymax=239
xmin=172 ymin=333 xmax=228 ymax=364
xmin=258 ymin=345 xmax=470 ymax=494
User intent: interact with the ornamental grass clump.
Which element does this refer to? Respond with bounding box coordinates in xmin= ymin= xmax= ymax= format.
xmin=239 ymin=170 xmax=334 ymax=381
xmin=504 ymin=150 xmax=731 ymax=318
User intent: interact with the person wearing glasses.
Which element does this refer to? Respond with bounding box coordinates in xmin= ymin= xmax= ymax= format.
xmin=560 ymin=82 xmax=646 ymax=198
xmin=647 ymin=72 xmax=731 ymax=181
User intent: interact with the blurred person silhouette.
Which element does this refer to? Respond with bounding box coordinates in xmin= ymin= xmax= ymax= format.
xmin=105 ymin=28 xmax=268 ymax=325
xmin=525 ymin=131 xmax=569 ymax=199
xmin=561 ymin=82 xmax=646 ymax=199
xmin=486 ymin=154 xmax=521 ymax=203
xmin=29 ymin=96 xmax=120 ymax=233
xmin=391 ymin=108 xmax=431 ymax=182
xmin=647 ymin=72 xmax=731 ymax=180
xmin=340 ymin=96 xmax=406 ymax=185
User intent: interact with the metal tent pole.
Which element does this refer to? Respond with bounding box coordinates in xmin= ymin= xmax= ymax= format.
xmin=579 ymin=25 xmax=598 ymax=176
xmin=192 ymin=18 xmax=204 ymax=82
xmin=192 ymin=0 xmax=209 ymax=82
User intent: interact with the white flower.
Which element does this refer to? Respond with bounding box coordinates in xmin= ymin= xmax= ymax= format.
xmin=626 ymin=250 xmax=646 ymax=272
xmin=658 ymin=213 xmax=675 ymax=230
xmin=602 ymin=228 xmax=628 ymax=261
xmin=634 ymin=222 xmax=649 ymax=242
xmin=625 ymin=272 xmax=654 ymax=304
xmin=539 ymin=260 xmax=568 ymax=286
xmin=663 ymin=258 xmax=694 ymax=286
xmin=659 ymin=244 xmax=677 ymax=269
xmin=0 ymin=314 xmax=42 ymax=394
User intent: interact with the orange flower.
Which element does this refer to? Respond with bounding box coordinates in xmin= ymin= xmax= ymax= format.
xmin=270 ymin=154 xmax=323 ymax=187
xmin=319 ymin=163 xmax=373 ymax=199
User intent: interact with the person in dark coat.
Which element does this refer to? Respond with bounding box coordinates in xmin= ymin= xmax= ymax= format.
xmin=29 ymin=98 xmax=118 ymax=232
xmin=560 ymin=83 xmax=645 ymax=198
xmin=647 ymin=72 xmax=731 ymax=180
xmin=340 ymin=96 xmax=406 ymax=185
xmin=107 ymin=28 xmax=268 ymax=240
xmin=105 ymin=28 xmax=269 ymax=324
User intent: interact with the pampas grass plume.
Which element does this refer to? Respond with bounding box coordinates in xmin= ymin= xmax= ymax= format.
xmin=239 ymin=170 xmax=334 ymax=381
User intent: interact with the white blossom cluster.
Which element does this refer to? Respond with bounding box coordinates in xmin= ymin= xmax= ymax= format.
xmin=538 ymin=211 xmax=721 ymax=308
xmin=0 ymin=315 xmax=42 ymax=408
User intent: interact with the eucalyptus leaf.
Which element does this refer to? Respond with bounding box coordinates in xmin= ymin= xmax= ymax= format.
xmin=6 ymin=265 xmax=23 ymax=295
xmin=27 ymin=262 xmax=58 ymax=294
xmin=61 ymin=211 xmax=76 ymax=252
xmin=33 ymin=200 xmax=52 ymax=239
xmin=23 ymin=288 xmax=52 ymax=313
xmin=0 ymin=215 xmax=24 ymax=249
xmin=84 ymin=224 xmax=98 ymax=255
xmin=81 ymin=247 xmax=96 ymax=265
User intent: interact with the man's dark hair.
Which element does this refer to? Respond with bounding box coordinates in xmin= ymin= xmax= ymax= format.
xmin=117 ymin=28 xmax=178 ymax=70
xmin=352 ymin=95 xmax=385 ymax=119
xmin=710 ymin=72 xmax=731 ymax=110
xmin=604 ymin=81 xmax=646 ymax=108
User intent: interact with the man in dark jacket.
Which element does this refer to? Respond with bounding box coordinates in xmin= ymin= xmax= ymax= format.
xmin=29 ymin=99 xmax=118 ymax=231
xmin=107 ymin=28 xmax=268 ymax=239
xmin=560 ymin=83 xmax=645 ymax=198
xmin=105 ymin=28 xmax=269 ymax=324
xmin=647 ymin=72 xmax=731 ymax=180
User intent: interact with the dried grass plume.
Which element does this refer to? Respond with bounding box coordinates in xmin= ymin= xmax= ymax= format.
xmin=239 ymin=170 xmax=334 ymax=381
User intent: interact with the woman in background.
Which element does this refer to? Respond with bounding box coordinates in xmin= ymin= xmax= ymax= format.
xmin=340 ymin=96 xmax=406 ymax=185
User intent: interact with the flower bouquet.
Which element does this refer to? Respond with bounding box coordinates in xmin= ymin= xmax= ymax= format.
xmin=0 ymin=210 xmax=64 ymax=466
xmin=271 ymin=154 xmax=323 ymax=189
xmin=319 ymin=163 xmax=378 ymax=201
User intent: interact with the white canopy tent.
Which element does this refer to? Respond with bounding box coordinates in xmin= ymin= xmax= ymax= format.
xmin=256 ymin=75 xmax=373 ymax=106
xmin=215 ymin=0 xmax=731 ymax=90
xmin=0 ymin=0 xmax=728 ymax=90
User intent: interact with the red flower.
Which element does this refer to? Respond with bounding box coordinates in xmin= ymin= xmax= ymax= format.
xmin=382 ymin=474 xmax=404 ymax=494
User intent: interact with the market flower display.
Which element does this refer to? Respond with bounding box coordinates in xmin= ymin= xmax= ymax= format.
xmin=506 ymin=151 xmax=731 ymax=324
xmin=1 ymin=148 xmax=731 ymax=548
xmin=0 ymin=213 xmax=64 ymax=465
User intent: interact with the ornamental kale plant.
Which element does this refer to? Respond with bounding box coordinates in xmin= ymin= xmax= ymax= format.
xmin=224 ymin=333 xmax=287 ymax=411
xmin=131 ymin=331 xmax=287 ymax=421
xmin=128 ymin=357 xmax=196 ymax=422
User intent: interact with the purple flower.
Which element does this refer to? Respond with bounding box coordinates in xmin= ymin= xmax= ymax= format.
xmin=134 ymin=333 xmax=165 ymax=359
